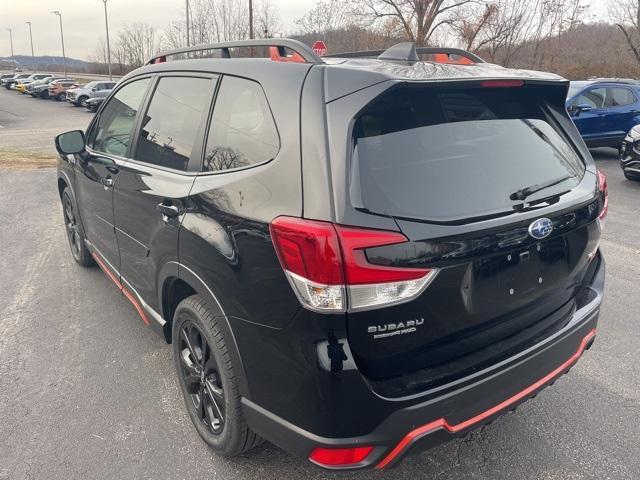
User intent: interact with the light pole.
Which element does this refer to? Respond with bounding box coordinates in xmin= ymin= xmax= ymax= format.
xmin=101 ymin=0 xmax=112 ymax=80
xmin=51 ymin=11 xmax=66 ymax=77
xmin=248 ymin=0 xmax=254 ymax=40
xmin=25 ymin=22 xmax=34 ymax=57
xmin=7 ymin=28 xmax=15 ymax=72
xmin=185 ymin=0 xmax=190 ymax=47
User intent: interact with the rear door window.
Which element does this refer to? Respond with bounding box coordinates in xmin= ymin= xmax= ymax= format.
xmin=606 ymin=87 xmax=635 ymax=107
xmin=353 ymin=86 xmax=585 ymax=222
xmin=133 ymin=76 xmax=216 ymax=171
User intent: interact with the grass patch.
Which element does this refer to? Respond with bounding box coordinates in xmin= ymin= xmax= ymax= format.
xmin=0 ymin=149 xmax=58 ymax=169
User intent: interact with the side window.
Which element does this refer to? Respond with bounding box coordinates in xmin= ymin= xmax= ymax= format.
xmin=606 ymin=87 xmax=635 ymax=107
xmin=573 ymin=87 xmax=606 ymax=109
xmin=91 ymin=78 xmax=150 ymax=157
xmin=133 ymin=76 xmax=216 ymax=171
xmin=203 ymin=76 xmax=279 ymax=172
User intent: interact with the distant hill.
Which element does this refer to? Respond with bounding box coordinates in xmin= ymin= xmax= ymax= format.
xmin=0 ymin=55 xmax=92 ymax=72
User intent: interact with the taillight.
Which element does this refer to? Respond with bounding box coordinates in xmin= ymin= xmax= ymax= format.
xmin=597 ymin=170 xmax=608 ymax=220
xmin=270 ymin=217 xmax=438 ymax=312
xmin=309 ymin=446 xmax=374 ymax=467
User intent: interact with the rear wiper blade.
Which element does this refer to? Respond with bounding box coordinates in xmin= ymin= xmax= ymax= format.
xmin=509 ymin=174 xmax=573 ymax=201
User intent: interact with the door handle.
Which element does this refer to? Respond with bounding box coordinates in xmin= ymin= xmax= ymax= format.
xmin=157 ymin=203 xmax=181 ymax=218
xmin=102 ymin=177 xmax=114 ymax=189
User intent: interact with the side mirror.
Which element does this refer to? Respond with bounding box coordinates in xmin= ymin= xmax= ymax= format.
xmin=573 ymin=103 xmax=593 ymax=117
xmin=55 ymin=130 xmax=86 ymax=155
xmin=92 ymin=86 xmax=99 ymax=92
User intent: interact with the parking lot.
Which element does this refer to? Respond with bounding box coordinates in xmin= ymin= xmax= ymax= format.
xmin=1 ymin=85 xmax=640 ymax=479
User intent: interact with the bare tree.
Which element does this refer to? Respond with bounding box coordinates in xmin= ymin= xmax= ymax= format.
xmin=117 ymin=23 xmax=160 ymax=68
xmin=163 ymin=21 xmax=186 ymax=50
xmin=350 ymin=0 xmax=478 ymax=46
xmin=89 ymin=36 xmax=109 ymax=65
xmin=255 ymin=0 xmax=282 ymax=37
xmin=452 ymin=2 xmax=499 ymax=52
xmin=610 ymin=0 xmax=640 ymax=65
xmin=296 ymin=0 xmax=354 ymax=35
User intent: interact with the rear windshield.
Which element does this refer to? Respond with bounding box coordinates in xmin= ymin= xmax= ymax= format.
xmin=352 ymin=85 xmax=585 ymax=222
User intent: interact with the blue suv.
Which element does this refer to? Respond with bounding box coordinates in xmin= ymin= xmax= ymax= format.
xmin=567 ymin=79 xmax=640 ymax=148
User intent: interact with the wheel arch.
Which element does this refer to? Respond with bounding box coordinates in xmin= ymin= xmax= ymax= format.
xmin=159 ymin=261 xmax=251 ymax=398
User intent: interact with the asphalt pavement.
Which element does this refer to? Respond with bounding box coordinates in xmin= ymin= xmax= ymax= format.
xmin=1 ymin=87 xmax=640 ymax=480
xmin=0 ymin=86 xmax=92 ymax=154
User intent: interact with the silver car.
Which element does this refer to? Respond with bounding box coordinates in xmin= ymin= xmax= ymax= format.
xmin=66 ymin=80 xmax=117 ymax=106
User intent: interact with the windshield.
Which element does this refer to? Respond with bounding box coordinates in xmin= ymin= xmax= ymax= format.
xmin=352 ymin=85 xmax=585 ymax=222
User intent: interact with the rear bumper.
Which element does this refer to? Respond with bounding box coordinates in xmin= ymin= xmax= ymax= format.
xmin=242 ymin=255 xmax=604 ymax=470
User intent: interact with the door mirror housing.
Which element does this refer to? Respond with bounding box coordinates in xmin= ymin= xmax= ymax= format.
xmin=572 ymin=103 xmax=593 ymax=117
xmin=55 ymin=130 xmax=86 ymax=155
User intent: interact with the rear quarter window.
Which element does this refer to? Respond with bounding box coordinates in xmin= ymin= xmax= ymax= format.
xmin=202 ymin=76 xmax=279 ymax=172
xmin=352 ymin=85 xmax=585 ymax=222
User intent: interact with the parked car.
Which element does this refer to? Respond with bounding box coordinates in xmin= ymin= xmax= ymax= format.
xmin=48 ymin=79 xmax=77 ymax=101
xmin=15 ymin=73 xmax=53 ymax=94
xmin=0 ymin=73 xmax=15 ymax=83
xmin=567 ymin=78 xmax=640 ymax=148
xmin=54 ymin=39 xmax=606 ymax=470
xmin=66 ymin=80 xmax=117 ymax=107
xmin=619 ymin=126 xmax=640 ymax=181
xmin=28 ymin=77 xmax=69 ymax=98
xmin=2 ymin=72 xmax=31 ymax=89
xmin=84 ymin=96 xmax=105 ymax=112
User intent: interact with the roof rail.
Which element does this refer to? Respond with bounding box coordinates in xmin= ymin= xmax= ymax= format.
xmin=586 ymin=77 xmax=640 ymax=85
xmin=147 ymin=39 xmax=324 ymax=65
xmin=326 ymin=44 xmax=485 ymax=64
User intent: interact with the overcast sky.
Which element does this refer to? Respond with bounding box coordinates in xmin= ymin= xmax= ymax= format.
xmin=1 ymin=0 xmax=317 ymax=60
xmin=2 ymin=0 xmax=609 ymax=61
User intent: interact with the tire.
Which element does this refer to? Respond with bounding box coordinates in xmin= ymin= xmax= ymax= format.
xmin=624 ymin=170 xmax=640 ymax=181
xmin=61 ymin=187 xmax=94 ymax=267
xmin=172 ymin=295 xmax=262 ymax=456
xmin=39 ymin=91 xmax=48 ymax=99
xmin=55 ymin=93 xmax=64 ymax=102
xmin=77 ymin=96 xmax=88 ymax=107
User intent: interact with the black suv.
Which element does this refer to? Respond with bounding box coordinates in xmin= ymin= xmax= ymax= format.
xmin=55 ymin=40 xmax=607 ymax=470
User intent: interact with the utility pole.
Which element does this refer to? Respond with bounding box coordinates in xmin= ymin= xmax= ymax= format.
xmin=249 ymin=0 xmax=254 ymax=39
xmin=7 ymin=28 xmax=15 ymax=72
xmin=51 ymin=11 xmax=67 ymax=77
xmin=102 ymin=0 xmax=112 ymax=80
xmin=185 ymin=0 xmax=190 ymax=47
xmin=26 ymin=22 xmax=34 ymax=57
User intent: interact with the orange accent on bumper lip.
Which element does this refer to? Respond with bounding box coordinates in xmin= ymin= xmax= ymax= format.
xmin=91 ymin=252 xmax=149 ymax=326
xmin=376 ymin=329 xmax=597 ymax=469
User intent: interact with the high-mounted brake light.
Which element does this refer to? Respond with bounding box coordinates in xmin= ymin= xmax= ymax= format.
xmin=309 ymin=446 xmax=374 ymax=467
xmin=270 ymin=217 xmax=438 ymax=312
xmin=480 ymin=80 xmax=524 ymax=88
xmin=597 ymin=170 xmax=608 ymax=220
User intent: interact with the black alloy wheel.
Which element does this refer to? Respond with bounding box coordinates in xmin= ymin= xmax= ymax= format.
xmin=172 ymin=295 xmax=262 ymax=456
xmin=177 ymin=321 xmax=226 ymax=435
xmin=63 ymin=191 xmax=82 ymax=262
xmin=61 ymin=188 xmax=94 ymax=267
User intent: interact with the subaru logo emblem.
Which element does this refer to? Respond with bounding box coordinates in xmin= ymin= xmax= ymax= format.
xmin=528 ymin=218 xmax=553 ymax=240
